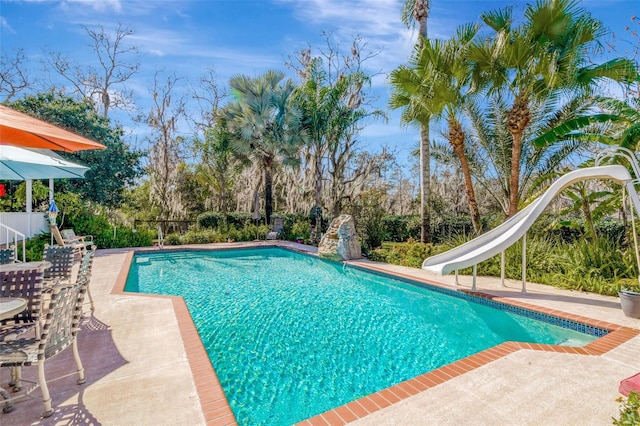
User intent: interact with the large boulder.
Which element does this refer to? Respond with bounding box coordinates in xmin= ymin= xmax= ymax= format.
xmin=318 ymin=214 xmax=361 ymax=261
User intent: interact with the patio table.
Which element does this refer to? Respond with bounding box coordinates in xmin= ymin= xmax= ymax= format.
xmin=0 ymin=261 xmax=50 ymax=273
xmin=0 ymin=297 xmax=27 ymax=321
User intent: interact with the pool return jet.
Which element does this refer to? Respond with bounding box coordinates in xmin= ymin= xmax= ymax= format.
xmin=422 ymin=147 xmax=640 ymax=293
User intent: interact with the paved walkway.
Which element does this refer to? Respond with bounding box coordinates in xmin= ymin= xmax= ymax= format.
xmin=345 ymin=260 xmax=640 ymax=425
xmin=2 ymin=242 xmax=638 ymax=425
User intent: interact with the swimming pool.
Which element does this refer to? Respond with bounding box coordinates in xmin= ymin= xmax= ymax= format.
xmin=125 ymin=247 xmax=601 ymax=425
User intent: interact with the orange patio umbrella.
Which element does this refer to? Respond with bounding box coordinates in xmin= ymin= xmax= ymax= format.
xmin=0 ymin=105 xmax=106 ymax=152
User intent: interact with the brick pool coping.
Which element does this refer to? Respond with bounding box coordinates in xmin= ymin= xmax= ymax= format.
xmin=111 ymin=246 xmax=640 ymax=426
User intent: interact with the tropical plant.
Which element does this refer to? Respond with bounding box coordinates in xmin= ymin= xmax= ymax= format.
xmin=613 ymin=391 xmax=640 ymax=426
xmin=294 ymin=56 xmax=353 ymax=221
xmin=193 ymin=118 xmax=248 ymax=215
xmin=290 ymin=35 xmax=386 ymax=219
xmin=556 ymin=179 xmax=615 ymax=241
xmin=533 ymin=96 xmax=640 ymax=150
xmin=392 ymin=24 xmax=482 ymax=234
xmin=468 ymin=0 xmax=637 ymax=217
xmin=463 ymin=91 xmax=597 ymax=217
xmin=220 ymin=70 xmax=305 ymax=224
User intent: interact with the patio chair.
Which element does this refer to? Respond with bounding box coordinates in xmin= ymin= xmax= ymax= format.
xmin=0 ymin=268 xmax=45 ymax=342
xmin=266 ymin=217 xmax=284 ymax=240
xmin=49 ymin=224 xmax=87 ymax=260
xmin=60 ymin=228 xmax=93 ymax=248
xmin=0 ymin=280 xmax=87 ymax=417
xmin=42 ymin=245 xmax=75 ymax=283
xmin=0 ymin=267 xmax=46 ymax=412
xmin=76 ymin=245 xmax=96 ymax=313
xmin=0 ymin=246 xmax=16 ymax=264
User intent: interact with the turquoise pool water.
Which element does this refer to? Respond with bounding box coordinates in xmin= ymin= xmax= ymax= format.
xmin=125 ymin=248 xmax=600 ymax=425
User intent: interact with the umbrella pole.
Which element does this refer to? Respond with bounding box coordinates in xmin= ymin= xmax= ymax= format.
xmin=26 ymin=179 xmax=33 ymax=239
xmin=49 ymin=179 xmax=54 ymax=246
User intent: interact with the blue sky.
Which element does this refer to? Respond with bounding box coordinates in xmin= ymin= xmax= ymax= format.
xmin=1 ymin=0 xmax=638 ymax=164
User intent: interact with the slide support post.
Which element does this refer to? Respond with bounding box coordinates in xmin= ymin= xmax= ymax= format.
xmin=472 ymin=264 xmax=477 ymax=291
xmin=500 ymin=251 xmax=505 ymax=287
xmin=521 ymin=233 xmax=527 ymax=294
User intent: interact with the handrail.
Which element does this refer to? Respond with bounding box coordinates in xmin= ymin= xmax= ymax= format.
xmin=0 ymin=223 xmax=25 ymax=262
xmin=157 ymin=225 xmax=164 ymax=249
xmin=595 ymin=146 xmax=640 ymax=180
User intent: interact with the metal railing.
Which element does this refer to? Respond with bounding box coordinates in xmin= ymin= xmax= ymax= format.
xmin=0 ymin=222 xmax=25 ymax=262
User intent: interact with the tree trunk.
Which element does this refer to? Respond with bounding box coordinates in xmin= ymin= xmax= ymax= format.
xmin=420 ymin=123 xmax=431 ymax=243
xmin=417 ymin=3 xmax=430 ymax=243
xmin=449 ymin=117 xmax=481 ymax=234
xmin=314 ymin=151 xmax=323 ymax=235
xmin=264 ymin=160 xmax=273 ymax=225
xmin=507 ymin=130 xmax=522 ymax=218
xmin=451 ymin=148 xmax=481 ymax=234
xmin=506 ymin=97 xmax=530 ymax=218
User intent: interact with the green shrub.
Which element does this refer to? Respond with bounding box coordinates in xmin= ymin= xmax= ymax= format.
xmin=226 ymin=212 xmax=253 ymax=228
xmin=431 ymin=215 xmax=475 ymax=243
xmin=549 ymin=238 xmax=637 ymax=295
xmin=370 ymin=239 xmax=438 ymax=268
xmin=21 ymin=233 xmax=50 ymax=262
xmin=280 ymin=214 xmax=311 ymax=239
xmin=291 ymin=221 xmax=311 ymax=240
xmin=182 ymin=229 xmax=214 ymax=244
xmin=613 ymin=391 xmax=640 ymax=426
xmin=165 ymin=233 xmax=182 ymax=245
xmin=351 ymin=189 xmax=388 ymax=251
xmin=197 ymin=212 xmax=225 ymax=228
xmin=382 ymin=215 xmax=419 ymax=242
xmin=371 ymin=232 xmax=639 ymax=297
xmin=92 ymin=226 xmax=153 ymax=249
xmin=596 ymin=218 xmax=627 ymax=246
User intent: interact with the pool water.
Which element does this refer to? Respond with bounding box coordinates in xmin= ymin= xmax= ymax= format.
xmin=125 ymin=248 xmax=598 ymax=425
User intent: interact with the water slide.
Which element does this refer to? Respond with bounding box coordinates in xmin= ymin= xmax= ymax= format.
xmin=422 ymin=165 xmax=639 ymax=275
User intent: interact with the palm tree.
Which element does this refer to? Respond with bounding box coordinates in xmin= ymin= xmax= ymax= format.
xmin=193 ymin=118 xmax=248 ymax=215
xmin=391 ymin=24 xmax=483 ymax=233
xmin=401 ymin=0 xmax=432 ymax=243
xmin=295 ymin=57 xmax=350 ymax=222
xmin=220 ymin=70 xmax=305 ymax=224
xmin=469 ymin=0 xmax=635 ymax=218
xmin=534 ymin=96 xmax=640 ymax=150
xmin=463 ymin=92 xmax=591 ymax=216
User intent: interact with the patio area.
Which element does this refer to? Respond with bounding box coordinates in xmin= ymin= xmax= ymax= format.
xmin=2 ymin=241 xmax=639 ymax=425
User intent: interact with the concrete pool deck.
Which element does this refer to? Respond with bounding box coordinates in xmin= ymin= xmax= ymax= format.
xmin=2 ymin=241 xmax=639 ymax=425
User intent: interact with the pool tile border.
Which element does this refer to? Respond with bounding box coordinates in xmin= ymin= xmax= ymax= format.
xmin=112 ymin=246 xmax=639 ymax=426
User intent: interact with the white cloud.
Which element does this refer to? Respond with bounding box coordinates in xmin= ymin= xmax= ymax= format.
xmin=0 ymin=16 xmax=15 ymax=34
xmin=63 ymin=0 xmax=123 ymax=13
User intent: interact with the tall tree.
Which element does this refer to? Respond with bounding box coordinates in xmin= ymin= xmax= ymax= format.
xmin=391 ymin=24 xmax=482 ymax=233
xmin=220 ymin=70 xmax=305 ymax=224
xmin=469 ymin=0 xmax=636 ymax=217
xmin=0 ymin=48 xmax=32 ymax=102
xmin=291 ymin=35 xmax=384 ymax=222
xmin=8 ymin=92 xmax=143 ymax=206
xmin=46 ymin=24 xmax=140 ymax=118
xmin=401 ymin=0 xmax=432 ymax=243
xmin=194 ymin=118 xmax=248 ymax=214
xmin=145 ymin=72 xmax=187 ymax=220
